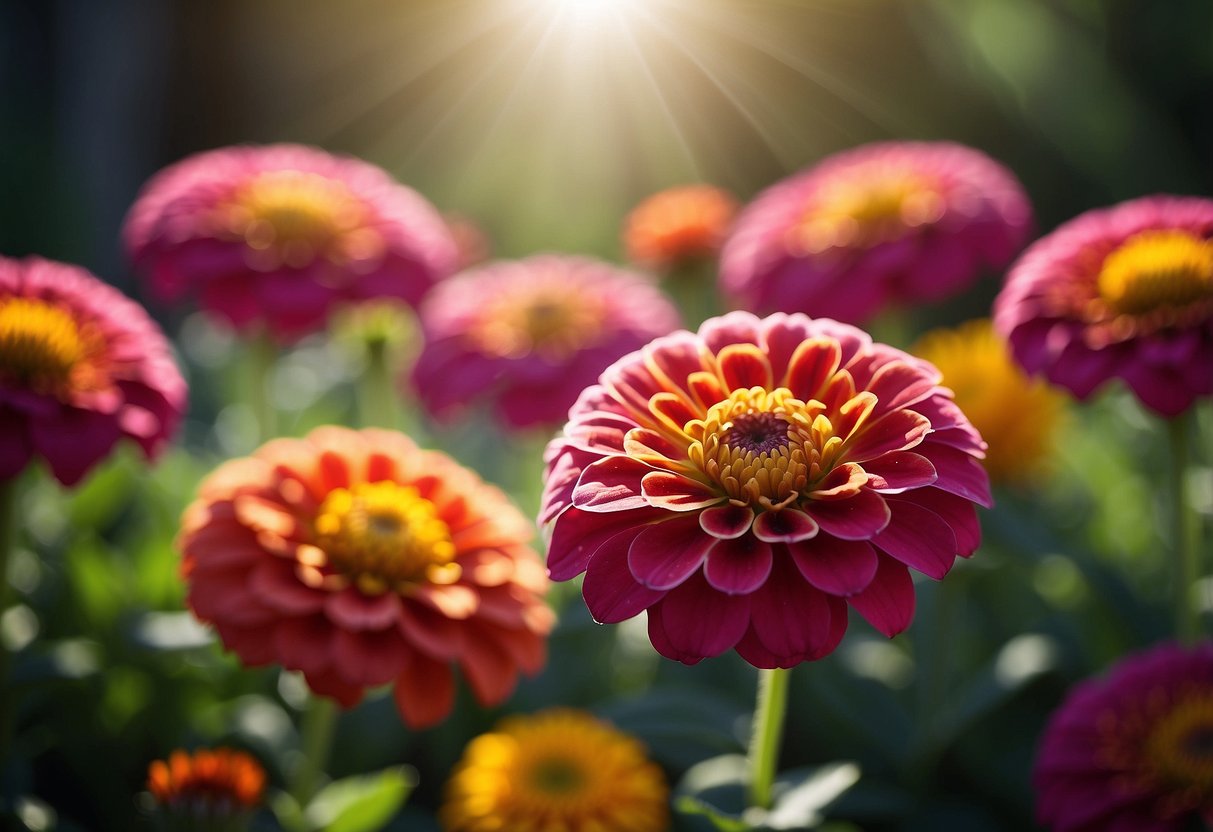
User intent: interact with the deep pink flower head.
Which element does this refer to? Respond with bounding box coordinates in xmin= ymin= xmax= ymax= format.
xmin=124 ymin=144 xmax=458 ymax=342
xmin=994 ymin=196 xmax=1213 ymax=418
xmin=1034 ymin=642 xmax=1213 ymax=832
xmin=721 ymin=141 xmax=1032 ymax=324
xmin=539 ymin=311 xmax=991 ymax=667
xmin=0 ymin=257 xmax=186 ymax=486
xmin=412 ymin=255 xmax=680 ymax=430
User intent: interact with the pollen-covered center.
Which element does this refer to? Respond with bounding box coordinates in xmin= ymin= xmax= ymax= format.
xmin=223 ymin=170 xmax=376 ymax=269
xmin=312 ymin=480 xmax=458 ymax=595
xmin=473 ymin=290 xmax=605 ymax=360
xmin=527 ymin=757 xmax=587 ymax=797
xmin=800 ymin=168 xmax=944 ymax=251
xmin=687 ymin=387 xmax=839 ymax=510
xmin=0 ymin=298 xmax=86 ymax=389
xmin=1142 ymin=695 xmax=1213 ymax=798
xmin=1098 ymin=230 xmax=1213 ymax=316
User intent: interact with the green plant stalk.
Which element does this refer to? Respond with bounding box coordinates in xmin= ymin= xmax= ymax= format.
xmin=1169 ymin=411 xmax=1201 ymax=643
xmin=664 ymin=260 xmax=720 ymax=328
xmin=358 ymin=339 xmax=399 ymax=429
xmin=0 ymin=476 xmax=18 ymax=766
xmin=747 ymin=666 xmax=790 ymax=811
xmin=251 ymin=332 xmax=279 ymax=441
xmin=289 ymin=694 xmax=339 ymax=814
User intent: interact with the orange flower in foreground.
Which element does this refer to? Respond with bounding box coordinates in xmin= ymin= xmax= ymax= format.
xmin=147 ymin=747 xmax=265 ymax=811
xmin=180 ymin=427 xmax=553 ymax=728
xmin=624 ymin=184 xmax=738 ymax=271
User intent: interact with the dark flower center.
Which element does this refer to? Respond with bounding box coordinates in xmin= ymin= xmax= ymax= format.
xmin=529 ymin=758 xmax=586 ymax=795
xmin=723 ymin=412 xmax=790 ymax=454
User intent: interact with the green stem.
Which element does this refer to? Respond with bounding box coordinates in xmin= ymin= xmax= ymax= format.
xmin=0 ymin=476 xmax=19 ymax=768
xmin=290 ymin=695 xmax=339 ymax=811
xmin=251 ymin=333 xmax=279 ymax=441
xmin=1169 ymin=411 xmax=1201 ymax=643
xmin=664 ymin=261 xmax=720 ymax=328
xmin=747 ymin=667 xmax=790 ymax=811
xmin=358 ymin=340 xmax=399 ymax=429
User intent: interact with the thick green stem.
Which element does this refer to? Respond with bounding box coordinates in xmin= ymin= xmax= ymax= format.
xmin=289 ymin=695 xmax=338 ymax=811
xmin=664 ymin=261 xmax=720 ymax=328
xmin=0 ymin=476 xmax=19 ymax=767
xmin=747 ymin=667 xmax=790 ymax=811
xmin=358 ymin=340 xmax=399 ymax=429
xmin=251 ymin=333 xmax=279 ymax=441
xmin=1169 ymin=412 xmax=1201 ymax=643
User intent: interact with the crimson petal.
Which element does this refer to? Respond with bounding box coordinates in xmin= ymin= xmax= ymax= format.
xmin=628 ymin=516 xmax=716 ymax=590
xmin=806 ymin=490 xmax=891 ymax=540
xmin=863 ymin=452 xmax=938 ymax=493
xmin=704 ymin=535 xmax=773 ymax=594
xmin=919 ymin=442 xmax=994 ymax=508
xmin=872 ymin=500 xmax=958 ymax=579
xmin=583 ymin=527 xmax=667 ymax=623
xmin=547 ymin=505 xmax=666 ymax=581
xmin=788 ymin=536 xmax=879 ymax=596
xmin=699 ymin=504 xmax=755 ymax=539
xmin=571 ymin=456 xmax=651 ymax=512
xmin=752 ymin=509 xmax=819 ymax=543
xmin=647 ymin=573 xmax=751 ymax=663
xmin=641 ymin=471 xmax=725 ymax=511
xmin=847 ymin=555 xmax=915 ymax=636
xmin=736 ymin=557 xmax=836 ymax=667
xmin=845 ymin=409 xmax=931 ymax=461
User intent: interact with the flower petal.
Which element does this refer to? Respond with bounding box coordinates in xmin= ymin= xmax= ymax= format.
xmin=872 ymin=500 xmax=958 ymax=579
xmin=699 ymin=504 xmax=755 ymax=539
xmin=735 ymin=556 xmax=837 ymax=668
xmin=546 ymin=505 xmax=667 ymax=581
xmin=844 ymin=409 xmax=931 ymax=461
xmin=892 ymin=489 xmax=982 ymax=556
xmin=704 ymin=535 xmax=773 ymax=594
xmin=583 ymin=527 xmax=667 ymax=623
xmin=627 ymin=515 xmax=716 ymax=591
xmin=647 ymin=573 xmax=751 ymax=664
xmin=332 ymin=628 xmax=408 ymax=687
xmin=847 ymin=555 xmax=914 ymax=636
xmin=640 ymin=471 xmax=725 ymax=511
xmin=751 ymin=509 xmax=819 ymax=543
xmin=784 ymin=337 xmax=843 ymax=401
xmin=788 ymin=536 xmax=879 ymax=596
xmin=571 ymin=456 xmax=651 ymax=513
xmin=393 ymin=651 xmax=455 ymax=729
xmin=324 ymin=589 xmax=402 ymax=632
xmin=805 ymin=490 xmax=891 ymax=540
xmin=248 ymin=561 xmax=326 ymax=615
xmin=717 ymin=343 xmax=774 ymax=391
xmin=919 ymin=442 xmax=993 ymax=508
xmin=862 ymin=452 xmax=938 ymax=492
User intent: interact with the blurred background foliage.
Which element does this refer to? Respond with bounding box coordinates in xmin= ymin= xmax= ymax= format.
xmin=0 ymin=0 xmax=1211 ymax=829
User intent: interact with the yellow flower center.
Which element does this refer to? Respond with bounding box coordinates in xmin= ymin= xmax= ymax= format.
xmin=312 ymin=481 xmax=458 ymax=595
xmin=0 ymin=298 xmax=86 ymax=390
xmin=222 ymin=170 xmax=375 ymax=269
xmin=800 ymin=169 xmax=944 ymax=251
xmin=1098 ymin=230 xmax=1213 ymax=316
xmin=473 ymin=291 xmax=605 ymax=360
xmin=687 ymin=387 xmax=853 ymax=509
xmin=1144 ymin=694 xmax=1213 ymax=799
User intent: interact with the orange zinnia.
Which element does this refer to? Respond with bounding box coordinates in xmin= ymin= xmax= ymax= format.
xmin=180 ymin=426 xmax=553 ymax=728
xmin=147 ymin=747 xmax=265 ymax=810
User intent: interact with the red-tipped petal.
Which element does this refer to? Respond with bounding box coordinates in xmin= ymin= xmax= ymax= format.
xmin=571 ymin=456 xmax=651 ymax=513
xmin=717 ymin=343 xmax=774 ymax=391
xmin=752 ymin=509 xmax=819 ymax=543
xmin=640 ymin=471 xmax=725 ymax=511
xmin=699 ymin=504 xmax=755 ymax=539
xmin=784 ymin=337 xmax=843 ymax=401
xmin=845 ymin=409 xmax=931 ymax=461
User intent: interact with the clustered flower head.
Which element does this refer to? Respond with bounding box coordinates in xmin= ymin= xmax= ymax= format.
xmin=412 ymin=254 xmax=680 ymax=429
xmin=124 ymin=143 xmax=458 ymax=343
xmin=0 ymin=256 xmax=186 ymax=486
xmin=147 ymin=747 xmax=265 ymax=820
xmin=912 ymin=319 xmax=1066 ymax=485
xmin=541 ymin=311 xmax=991 ymax=668
xmin=995 ymin=195 xmax=1213 ymax=418
xmin=440 ymin=708 xmax=669 ymax=832
xmin=1035 ymin=642 xmax=1213 ymax=832
xmin=721 ymin=141 xmax=1032 ymax=324
xmin=624 ymin=184 xmax=739 ymax=271
xmin=179 ymin=426 xmax=553 ymax=728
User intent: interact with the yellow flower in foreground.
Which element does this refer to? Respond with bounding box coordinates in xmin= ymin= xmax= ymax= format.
xmin=441 ymin=709 xmax=669 ymax=832
xmin=913 ymin=319 xmax=1066 ymax=484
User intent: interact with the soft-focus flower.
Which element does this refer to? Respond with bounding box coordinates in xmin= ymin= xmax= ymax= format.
xmin=124 ymin=143 xmax=458 ymax=343
xmin=444 ymin=212 xmax=492 ymax=270
xmin=624 ymin=185 xmax=738 ymax=271
xmin=0 ymin=256 xmax=185 ymax=486
xmin=912 ymin=319 xmax=1066 ymax=485
xmin=1035 ymin=642 xmax=1213 ymax=831
xmin=147 ymin=747 xmax=265 ymax=824
xmin=721 ymin=141 xmax=1032 ymax=324
xmin=180 ymin=426 xmax=553 ymax=728
xmin=412 ymin=255 xmax=680 ymax=429
xmin=541 ymin=311 xmax=990 ymax=668
xmin=440 ymin=709 xmax=668 ymax=832
xmin=995 ymin=196 xmax=1213 ymax=417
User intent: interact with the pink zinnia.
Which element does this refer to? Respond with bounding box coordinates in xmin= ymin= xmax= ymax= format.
xmin=721 ymin=141 xmax=1032 ymax=324
xmin=540 ymin=311 xmax=991 ymax=667
xmin=0 ymin=257 xmax=185 ymax=486
xmin=412 ymin=255 xmax=680 ymax=430
xmin=1034 ymin=642 xmax=1213 ymax=831
xmin=994 ymin=195 xmax=1213 ymax=417
xmin=124 ymin=144 xmax=458 ymax=342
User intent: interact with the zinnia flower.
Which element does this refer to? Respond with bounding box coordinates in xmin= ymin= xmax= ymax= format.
xmin=180 ymin=426 xmax=553 ymax=728
xmin=624 ymin=185 xmax=738 ymax=271
xmin=994 ymin=196 xmax=1213 ymax=417
xmin=124 ymin=144 xmax=458 ymax=342
xmin=440 ymin=709 xmax=668 ymax=832
xmin=412 ymin=255 xmax=680 ymax=429
xmin=912 ymin=319 xmax=1066 ymax=485
xmin=0 ymin=256 xmax=185 ymax=486
xmin=147 ymin=747 xmax=266 ymax=814
xmin=540 ymin=311 xmax=990 ymax=668
xmin=1034 ymin=642 xmax=1213 ymax=831
xmin=720 ymin=141 xmax=1032 ymax=324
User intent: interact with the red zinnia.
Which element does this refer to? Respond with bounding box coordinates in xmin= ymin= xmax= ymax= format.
xmin=180 ymin=426 xmax=553 ymax=728
xmin=124 ymin=144 xmax=458 ymax=342
xmin=1035 ymin=642 xmax=1213 ymax=831
xmin=412 ymin=255 xmax=680 ymax=430
xmin=0 ymin=256 xmax=185 ymax=485
xmin=540 ymin=311 xmax=990 ymax=667
xmin=624 ymin=185 xmax=738 ymax=271
xmin=995 ymin=195 xmax=1213 ymax=418
xmin=147 ymin=747 xmax=266 ymax=811
xmin=721 ymin=141 xmax=1031 ymax=324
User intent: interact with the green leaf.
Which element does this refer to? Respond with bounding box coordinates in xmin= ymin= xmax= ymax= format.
xmin=305 ymin=767 xmax=416 ymax=832
xmin=765 ymin=763 xmax=861 ymax=829
xmin=675 ymin=795 xmax=753 ymax=832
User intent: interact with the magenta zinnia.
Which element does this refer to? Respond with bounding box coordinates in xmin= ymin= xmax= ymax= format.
xmin=540 ymin=311 xmax=990 ymax=667
xmin=0 ymin=257 xmax=185 ymax=485
xmin=124 ymin=143 xmax=458 ymax=342
xmin=995 ymin=196 xmax=1213 ymax=417
xmin=721 ymin=141 xmax=1032 ymax=324
xmin=1035 ymin=642 xmax=1213 ymax=831
xmin=412 ymin=255 xmax=680 ymax=430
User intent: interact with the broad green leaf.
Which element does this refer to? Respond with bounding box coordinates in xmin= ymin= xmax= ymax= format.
xmin=305 ymin=767 xmax=416 ymax=832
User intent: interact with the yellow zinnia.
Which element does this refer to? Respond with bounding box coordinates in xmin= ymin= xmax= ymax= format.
xmin=440 ymin=709 xmax=669 ymax=832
